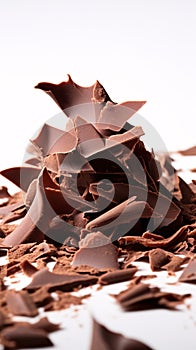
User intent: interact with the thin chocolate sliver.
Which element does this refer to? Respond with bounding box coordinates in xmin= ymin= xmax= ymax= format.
xmin=179 ymin=258 xmax=196 ymax=283
xmin=99 ymin=268 xmax=137 ymax=285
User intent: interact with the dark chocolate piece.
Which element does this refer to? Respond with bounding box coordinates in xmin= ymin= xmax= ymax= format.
xmin=6 ymin=290 xmax=38 ymax=317
xmin=149 ymin=248 xmax=188 ymax=272
xmin=72 ymin=232 xmax=119 ymax=269
xmin=20 ymin=260 xmax=38 ymax=276
xmin=35 ymin=75 xmax=113 ymax=111
xmin=179 ymin=258 xmax=196 ymax=283
xmin=116 ymin=283 xmax=190 ymax=311
xmin=99 ymin=267 xmax=137 ymax=285
xmin=90 ymin=318 xmax=153 ymax=350
xmin=0 ymin=167 xmax=40 ymax=192
xmin=25 ymin=268 xmax=98 ymax=291
xmin=1 ymin=324 xmax=53 ymax=348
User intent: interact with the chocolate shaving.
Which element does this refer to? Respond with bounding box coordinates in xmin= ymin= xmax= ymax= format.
xmin=99 ymin=267 xmax=137 ymax=285
xmin=116 ymin=283 xmax=190 ymax=311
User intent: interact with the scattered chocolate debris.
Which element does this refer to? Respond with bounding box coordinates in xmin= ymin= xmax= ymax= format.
xmin=44 ymin=291 xmax=87 ymax=311
xmin=90 ymin=318 xmax=153 ymax=350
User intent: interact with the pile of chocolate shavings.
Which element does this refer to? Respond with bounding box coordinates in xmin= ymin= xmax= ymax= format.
xmin=0 ymin=76 xmax=196 ymax=349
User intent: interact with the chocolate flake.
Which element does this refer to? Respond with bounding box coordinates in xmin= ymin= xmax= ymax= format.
xmin=116 ymin=283 xmax=190 ymax=311
xmin=99 ymin=267 xmax=137 ymax=285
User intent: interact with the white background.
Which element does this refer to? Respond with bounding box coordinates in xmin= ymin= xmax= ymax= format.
xmin=0 ymin=0 xmax=196 ymax=169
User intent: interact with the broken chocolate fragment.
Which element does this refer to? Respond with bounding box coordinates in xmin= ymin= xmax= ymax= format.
xmin=1 ymin=324 xmax=53 ymax=348
xmin=90 ymin=318 xmax=153 ymax=350
xmin=6 ymin=290 xmax=38 ymax=317
xmin=72 ymin=232 xmax=119 ymax=269
xmin=99 ymin=268 xmax=137 ymax=285
xmin=149 ymin=248 xmax=187 ymax=272
xmin=178 ymin=258 xmax=196 ymax=283
xmin=25 ymin=268 xmax=98 ymax=292
xmin=116 ymin=283 xmax=190 ymax=311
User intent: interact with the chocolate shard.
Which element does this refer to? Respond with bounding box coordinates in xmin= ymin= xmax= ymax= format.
xmin=73 ymin=116 xmax=105 ymax=157
xmin=35 ymin=75 xmax=112 ymax=111
xmin=99 ymin=267 xmax=137 ymax=285
xmin=90 ymin=318 xmax=153 ymax=350
xmin=25 ymin=268 xmax=98 ymax=292
xmin=149 ymin=248 xmax=187 ymax=272
xmin=0 ymin=166 xmax=40 ymax=192
xmin=1 ymin=324 xmax=53 ymax=348
xmin=6 ymin=290 xmax=38 ymax=317
xmin=20 ymin=260 xmax=38 ymax=276
xmin=72 ymin=232 xmax=119 ymax=269
xmin=98 ymin=101 xmax=146 ymax=132
xmin=179 ymin=258 xmax=196 ymax=283
xmin=118 ymin=224 xmax=190 ymax=251
xmin=30 ymin=122 xmax=77 ymax=156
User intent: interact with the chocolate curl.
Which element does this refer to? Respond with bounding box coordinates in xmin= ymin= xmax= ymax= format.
xmin=86 ymin=197 xmax=160 ymax=232
xmin=118 ymin=224 xmax=191 ymax=251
